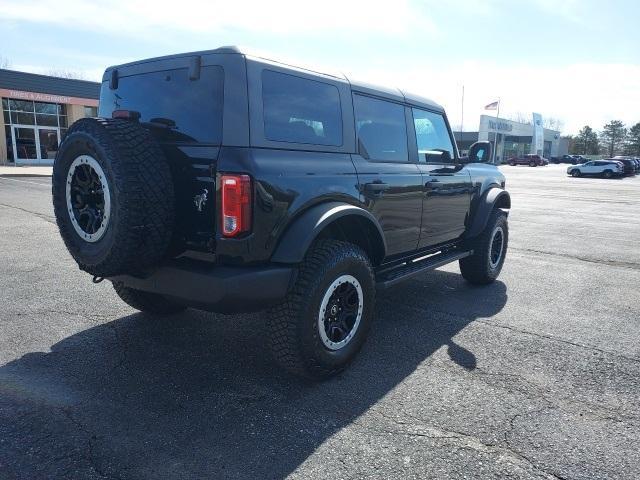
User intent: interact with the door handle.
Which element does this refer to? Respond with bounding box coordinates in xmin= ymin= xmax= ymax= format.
xmin=425 ymin=180 xmax=440 ymax=188
xmin=364 ymin=182 xmax=389 ymax=194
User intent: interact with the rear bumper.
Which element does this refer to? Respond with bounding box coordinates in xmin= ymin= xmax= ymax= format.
xmin=110 ymin=259 xmax=294 ymax=314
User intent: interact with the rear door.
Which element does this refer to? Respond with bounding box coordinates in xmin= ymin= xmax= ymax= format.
xmin=410 ymin=107 xmax=472 ymax=248
xmin=99 ymin=54 xmax=247 ymax=251
xmin=350 ymin=94 xmax=423 ymax=256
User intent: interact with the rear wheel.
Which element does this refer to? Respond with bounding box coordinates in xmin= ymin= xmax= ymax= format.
xmin=460 ymin=209 xmax=508 ymax=285
xmin=603 ymin=169 xmax=613 ymax=179
xmin=112 ymin=282 xmax=186 ymax=314
xmin=266 ymin=240 xmax=375 ymax=379
xmin=509 ymin=161 xmax=516 ymax=166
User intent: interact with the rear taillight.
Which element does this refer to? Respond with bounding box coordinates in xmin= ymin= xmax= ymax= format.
xmin=220 ymin=174 xmax=252 ymax=237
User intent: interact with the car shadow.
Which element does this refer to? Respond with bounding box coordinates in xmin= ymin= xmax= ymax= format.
xmin=0 ymin=269 xmax=507 ymax=479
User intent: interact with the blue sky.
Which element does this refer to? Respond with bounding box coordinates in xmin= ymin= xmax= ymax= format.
xmin=2 ymin=0 xmax=639 ymax=134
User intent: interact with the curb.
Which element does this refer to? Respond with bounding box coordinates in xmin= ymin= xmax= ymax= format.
xmin=0 ymin=174 xmax=52 ymax=178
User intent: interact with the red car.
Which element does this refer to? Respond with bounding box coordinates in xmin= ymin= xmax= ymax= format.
xmin=507 ymin=154 xmax=549 ymax=167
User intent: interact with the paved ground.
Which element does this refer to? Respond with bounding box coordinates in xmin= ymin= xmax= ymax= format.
xmin=0 ymin=165 xmax=638 ymax=479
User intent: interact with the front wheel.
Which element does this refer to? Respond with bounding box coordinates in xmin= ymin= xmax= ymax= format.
xmin=460 ymin=209 xmax=508 ymax=285
xmin=529 ymin=161 xmax=537 ymax=167
xmin=571 ymin=169 xmax=581 ymax=177
xmin=266 ymin=240 xmax=375 ymax=379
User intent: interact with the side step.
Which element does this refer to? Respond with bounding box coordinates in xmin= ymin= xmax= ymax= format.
xmin=376 ymin=250 xmax=473 ymax=290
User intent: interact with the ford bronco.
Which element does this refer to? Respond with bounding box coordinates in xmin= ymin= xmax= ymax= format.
xmin=52 ymin=46 xmax=511 ymax=378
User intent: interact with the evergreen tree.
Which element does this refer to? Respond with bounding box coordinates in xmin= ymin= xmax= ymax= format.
xmin=600 ymin=120 xmax=627 ymax=157
xmin=575 ymin=126 xmax=599 ymax=155
xmin=624 ymin=122 xmax=640 ymax=156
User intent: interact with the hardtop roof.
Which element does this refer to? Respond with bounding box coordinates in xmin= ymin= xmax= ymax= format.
xmin=104 ymin=46 xmax=445 ymax=113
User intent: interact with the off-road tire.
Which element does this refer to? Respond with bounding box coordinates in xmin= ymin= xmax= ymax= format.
xmin=52 ymin=118 xmax=174 ymax=277
xmin=460 ymin=209 xmax=508 ymax=285
xmin=112 ymin=281 xmax=186 ymax=314
xmin=266 ymin=240 xmax=375 ymax=379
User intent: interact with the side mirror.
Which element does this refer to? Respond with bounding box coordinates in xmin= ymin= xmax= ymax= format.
xmin=468 ymin=141 xmax=492 ymax=164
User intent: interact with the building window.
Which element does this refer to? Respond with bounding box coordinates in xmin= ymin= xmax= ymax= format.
xmin=84 ymin=106 xmax=97 ymax=117
xmin=2 ymin=98 xmax=69 ymax=163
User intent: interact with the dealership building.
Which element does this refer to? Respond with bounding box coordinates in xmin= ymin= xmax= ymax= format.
xmin=454 ymin=114 xmax=562 ymax=162
xmin=1 ymin=69 xmax=100 ymax=166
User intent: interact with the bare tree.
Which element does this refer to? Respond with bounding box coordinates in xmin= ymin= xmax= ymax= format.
xmin=0 ymin=56 xmax=11 ymax=69
xmin=506 ymin=112 xmax=532 ymax=125
xmin=46 ymin=69 xmax=86 ymax=80
xmin=543 ymin=117 xmax=564 ymax=132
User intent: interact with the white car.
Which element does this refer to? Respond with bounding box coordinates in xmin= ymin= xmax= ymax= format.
xmin=567 ymin=160 xmax=623 ymax=178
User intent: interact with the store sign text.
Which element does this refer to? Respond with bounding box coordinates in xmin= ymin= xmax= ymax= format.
xmin=488 ymin=120 xmax=513 ymax=132
xmin=0 ymin=88 xmax=98 ymax=107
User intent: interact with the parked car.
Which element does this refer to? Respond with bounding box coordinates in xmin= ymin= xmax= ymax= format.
xmin=507 ymin=154 xmax=548 ymax=167
xmin=551 ymin=154 xmax=578 ymax=164
xmin=616 ymin=159 xmax=637 ymax=175
xmin=567 ymin=160 xmax=624 ymax=178
xmin=51 ymin=46 xmax=511 ymax=379
xmin=572 ymin=155 xmax=589 ymax=164
xmin=612 ymin=156 xmax=639 ymax=175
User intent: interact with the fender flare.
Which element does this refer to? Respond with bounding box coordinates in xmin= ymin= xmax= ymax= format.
xmin=465 ymin=188 xmax=511 ymax=239
xmin=271 ymin=202 xmax=387 ymax=264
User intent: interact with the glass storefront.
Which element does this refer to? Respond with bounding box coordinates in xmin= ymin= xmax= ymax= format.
xmin=2 ymin=98 xmax=68 ymax=164
xmin=502 ymin=136 xmax=532 ymax=160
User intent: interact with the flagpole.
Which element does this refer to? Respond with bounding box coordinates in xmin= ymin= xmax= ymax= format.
xmin=460 ymin=85 xmax=464 ymax=149
xmin=493 ymin=98 xmax=501 ymax=164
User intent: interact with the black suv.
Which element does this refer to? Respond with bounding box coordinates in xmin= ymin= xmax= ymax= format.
xmin=52 ymin=47 xmax=511 ymax=378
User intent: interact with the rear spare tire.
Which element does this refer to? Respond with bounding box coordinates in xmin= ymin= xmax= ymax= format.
xmin=52 ymin=118 xmax=174 ymax=277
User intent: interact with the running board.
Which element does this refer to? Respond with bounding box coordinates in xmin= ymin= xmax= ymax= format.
xmin=376 ymin=250 xmax=473 ymax=290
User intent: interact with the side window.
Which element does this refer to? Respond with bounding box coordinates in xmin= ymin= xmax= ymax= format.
xmin=412 ymin=108 xmax=455 ymax=163
xmin=353 ymin=95 xmax=408 ymax=162
xmin=262 ymin=70 xmax=342 ymax=146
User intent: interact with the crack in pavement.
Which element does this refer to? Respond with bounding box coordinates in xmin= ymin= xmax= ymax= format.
xmin=394 ymin=302 xmax=640 ymax=365
xmin=0 ymin=203 xmax=55 ymax=224
xmin=59 ymin=407 xmax=114 ymax=479
xmin=365 ymin=409 xmax=568 ymax=480
xmin=510 ymin=246 xmax=640 ymax=271
xmin=473 ymin=319 xmax=640 ymax=365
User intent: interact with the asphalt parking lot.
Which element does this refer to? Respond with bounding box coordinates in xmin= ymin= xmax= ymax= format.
xmin=0 ymin=164 xmax=639 ymax=479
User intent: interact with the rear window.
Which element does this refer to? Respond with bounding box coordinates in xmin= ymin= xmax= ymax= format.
xmin=99 ymin=66 xmax=224 ymax=144
xmin=262 ymin=70 xmax=342 ymax=146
